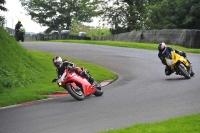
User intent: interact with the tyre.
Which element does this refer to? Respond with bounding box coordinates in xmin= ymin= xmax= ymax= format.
xmin=65 ymin=84 xmax=85 ymax=101
xmin=15 ymin=34 xmax=20 ymax=42
xmin=21 ymin=36 xmax=24 ymax=42
xmin=190 ymin=71 xmax=194 ymax=77
xmin=188 ymin=64 xmax=194 ymax=77
xmin=177 ymin=63 xmax=190 ymax=79
xmin=93 ymin=81 xmax=103 ymax=96
xmin=15 ymin=36 xmax=19 ymax=42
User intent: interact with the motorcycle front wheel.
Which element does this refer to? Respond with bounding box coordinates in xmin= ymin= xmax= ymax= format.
xmin=65 ymin=84 xmax=85 ymax=101
xmin=188 ymin=64 xmax=194 ymax=77
xmin=177 ymin=63 xmax=190 ymax=79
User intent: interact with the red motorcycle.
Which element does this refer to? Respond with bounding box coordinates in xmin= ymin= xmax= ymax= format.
xmin=52 ymin=66 xmax=103 ymax=101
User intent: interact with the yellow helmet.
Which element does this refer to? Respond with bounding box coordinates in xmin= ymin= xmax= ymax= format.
xmin=18 ymin=20 xmax=21 ymax=23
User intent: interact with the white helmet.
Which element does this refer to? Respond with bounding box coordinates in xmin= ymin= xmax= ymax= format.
xmin=158 ymin=42 xmax=166 ymax=54
xmin=53 ymin=56 xmax=63 ymax=68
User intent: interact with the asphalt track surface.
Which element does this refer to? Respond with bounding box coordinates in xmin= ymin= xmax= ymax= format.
xmin=0 ymin=42 xmax=200 ymax=133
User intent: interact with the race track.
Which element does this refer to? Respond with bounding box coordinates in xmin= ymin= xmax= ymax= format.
xmin=0 ymin=42 xmax=200 ymax=133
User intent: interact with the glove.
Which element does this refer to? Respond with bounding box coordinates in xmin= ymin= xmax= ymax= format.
xmin=52 ymin=78 xmax=57 ymax=83
xmin=181 ymin=52 xmax=186 ymax=57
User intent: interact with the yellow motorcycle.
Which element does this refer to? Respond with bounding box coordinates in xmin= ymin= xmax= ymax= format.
xmin=165 ymin=50 xmax=194 ymax=79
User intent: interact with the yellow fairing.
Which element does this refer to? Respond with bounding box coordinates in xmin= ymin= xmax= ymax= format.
xmin=165 ymin=51 xmax=189 ymax=69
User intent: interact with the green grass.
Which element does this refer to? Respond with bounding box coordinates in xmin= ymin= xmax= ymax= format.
xmin=0 ymin=50 xmax=116 ymax=107
xmin=99 ymin=114 xmax=200 ymax=133
xmin=51 ymin=40 xmax=200 ymax=54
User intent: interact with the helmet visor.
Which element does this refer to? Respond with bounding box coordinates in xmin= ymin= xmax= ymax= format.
xmin=162 ymin=47 xmax=166 ymax=54
xmin=54 ymin=62 xmax=61 ymax=67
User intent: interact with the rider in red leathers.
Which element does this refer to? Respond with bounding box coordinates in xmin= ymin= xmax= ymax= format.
xmin=52 ymin=56 xmax=94 ymax=84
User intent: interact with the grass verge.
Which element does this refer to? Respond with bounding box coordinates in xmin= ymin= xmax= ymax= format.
xmin=0 ymin=50 xmax=116 ymax=107
xmin=51 ymin=40 xmax=200 ymax=54
xmin=99 ymin=113 xmax=200 ymax=133
xmin=0 ymin=27 xmax=117 ymax=107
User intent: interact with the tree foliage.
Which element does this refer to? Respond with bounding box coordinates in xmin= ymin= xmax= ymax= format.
xmin=100 ymin=0 xmax=200 ymax=34
xmin=18 ymin=0 xmax=200 ymax=34
xmin=146 ymin=0 xmax=200 ymax=29
xmin=176 ymin=0 xmax=200 ymax=29
xmin=101 ymin=0 xmax=147 ymax=34
xmin=20 ymin=0 xmax=101 ymax=32
xmin=0 ymin=0 xmax=7 ymax=26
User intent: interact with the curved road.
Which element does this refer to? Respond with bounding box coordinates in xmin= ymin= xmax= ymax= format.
xmin=1 ymin=42 xmax=200 ymax=133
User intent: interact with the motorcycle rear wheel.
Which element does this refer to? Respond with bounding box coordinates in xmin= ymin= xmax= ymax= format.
xmin=177 ymin=63 xmax=190 ymax=79
xmin=21 ymin=36 xmax=24 ymax=42
xmin=65 ymin=84 xmax=85 ymax=101
xmin=93 ymin=81 xmax=103 ymax=96
xmin=15 ymin=36 xmax=19 ymax=42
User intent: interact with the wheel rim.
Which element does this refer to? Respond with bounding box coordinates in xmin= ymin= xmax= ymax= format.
xmin=179 ymin=63 xmax=190 ymax=77
xmin=71 ymin=86 xmax=83 ymax=96
xmin=180 ymin=64 xmax=187 ymax=71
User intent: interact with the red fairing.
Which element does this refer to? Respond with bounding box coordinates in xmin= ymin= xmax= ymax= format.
xmin=53 ymin=64 xmax=103 ymax=101
xmin=63 ymin=68 xmax=96 ymax=97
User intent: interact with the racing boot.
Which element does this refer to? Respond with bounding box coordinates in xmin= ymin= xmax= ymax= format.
xmin=84 ymin=72 xmax=94 ymax=84
xmin=165 ymin=66 xmax=174 ymax=76
xmin=80 ymin=71 xmax=94 ymax=85
xmin=86 ymin=74 xmax=96 ymax=87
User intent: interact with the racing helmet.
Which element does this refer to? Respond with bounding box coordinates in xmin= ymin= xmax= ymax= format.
xmin=158 ymin=42 xmax=166 ymax=54
xmin=53 ymin=56 xmax=63 ymax=68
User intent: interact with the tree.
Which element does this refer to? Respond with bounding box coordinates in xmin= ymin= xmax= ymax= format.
xmin=0 ymin=0 xmax=8 ymax=26
xmin=145 ymin=0 xmax=200 ymax=29
xmin=144 ymin=0 xmax=177 ymax=29
xmin=175 ymin=0 xmax=200 ymax=29
xmin=100 ymin=0 xmax=148 ymax=34
xmin=20 ymin=0 xmax=101 ymax=32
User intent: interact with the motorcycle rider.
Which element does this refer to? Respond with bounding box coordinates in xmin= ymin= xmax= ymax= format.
xmin=158 ymin=42 xmax=191 ymax=76
xmin=15 ymin=20 xmax=23 ymax=37
xmin=52 ymin=56 xmax=94 ymax=84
